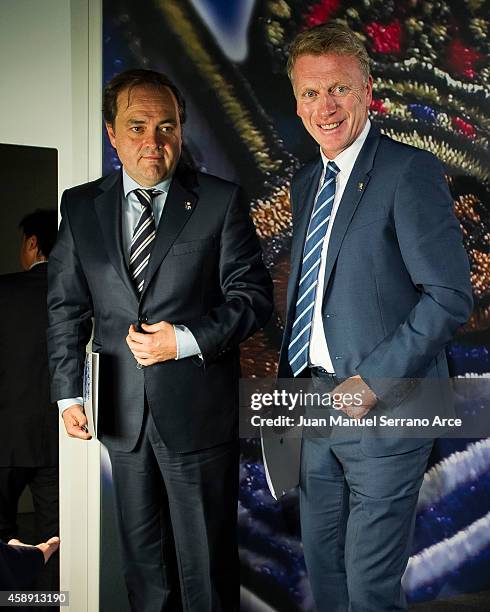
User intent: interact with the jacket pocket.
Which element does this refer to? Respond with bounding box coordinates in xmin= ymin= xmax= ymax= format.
xmin=172 ymin=237 xmax=217 ymax=255
xmin=346 ymin=215 xmax=389 ymax=234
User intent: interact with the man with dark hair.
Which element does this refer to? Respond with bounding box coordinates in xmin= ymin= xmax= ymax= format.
xmin=18 ymin=209 xmax=59 ymax=268
xmin=0 ymin=208 xmax=59 ymax=591
xmin=47 ymin=68 xmax=273 ymax=611
xmin=263 ymin=22 xmax=472 ymax=612
xmin=102 ymin=68 xmax=186 ymax=127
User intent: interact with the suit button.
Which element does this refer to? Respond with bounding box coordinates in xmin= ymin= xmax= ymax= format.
xmin=138 ymin=314 xmax=148 ymax=324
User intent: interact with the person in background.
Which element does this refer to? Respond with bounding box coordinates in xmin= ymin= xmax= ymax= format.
xmin=0 ymin=209 xmax=59 ymax=592
xmin=0 ymin=536 xmax=59 ymax=590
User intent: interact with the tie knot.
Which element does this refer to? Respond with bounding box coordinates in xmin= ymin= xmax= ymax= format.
xmin=325 ymin=161 xmax=339 ymax=179
xmin=134 ymin=189 xmax=158 ymax=209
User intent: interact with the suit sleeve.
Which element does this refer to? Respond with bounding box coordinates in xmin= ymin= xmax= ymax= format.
xmin=356 ymin=151 xmax=473 ymax=394
xmin=183 ymin=186 xmax=273 ymax=364
xmin=47 ymin=192 xmax=94 ymax=401
xmin=0 ymin=541 xmax=44 ymax=590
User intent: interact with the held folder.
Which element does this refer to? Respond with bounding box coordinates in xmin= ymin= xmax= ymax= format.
xmin=83 ymin=352 xmax=100 ymax=438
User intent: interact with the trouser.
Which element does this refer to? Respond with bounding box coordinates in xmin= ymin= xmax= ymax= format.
xmin=300 ymin=370 xmax=432 ymax=612
xmin=107 ymin=409 xmax=239 ymax=612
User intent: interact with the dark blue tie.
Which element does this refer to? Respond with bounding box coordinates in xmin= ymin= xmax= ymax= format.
xmin=288 ymin=161 xmax=339 ymax=376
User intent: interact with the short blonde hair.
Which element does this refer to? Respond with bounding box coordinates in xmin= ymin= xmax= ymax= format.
xmin=287 ymin=23 xmax=371 ymax=83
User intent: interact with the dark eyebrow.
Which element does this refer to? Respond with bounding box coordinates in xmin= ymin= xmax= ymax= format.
xmin=126 ymin=118 xmax=178 ymax=127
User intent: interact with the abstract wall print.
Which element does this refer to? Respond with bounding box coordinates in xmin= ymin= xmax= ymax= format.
xmin=103 ymin=1 xmax=489 ymax=609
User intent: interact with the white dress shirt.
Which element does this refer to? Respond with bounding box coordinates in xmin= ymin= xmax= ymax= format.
xmin=121 ymin=170 xmax=170 ymax=261
xmin=309 ymin=119 xmax=371 ymax=372
xmin=58 ymin=169 xmax=201 ymax=413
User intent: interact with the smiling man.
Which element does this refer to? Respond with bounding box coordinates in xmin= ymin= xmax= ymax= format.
xmin=262 ymin=23 xmax=472 ymax=612
xmin=293 ymin=52 xmax=372 ymax=161
xmin=47 ymin=69 xmax=272 ymax=612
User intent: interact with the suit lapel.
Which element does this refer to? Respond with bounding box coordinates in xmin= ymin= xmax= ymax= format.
xmin=140 ymin=166 xmax=198 ymax=300
xmin=94 ymin=171 xmax=139 ymax=304
xmin=286 ymin=160 xmax=323 ymax=316
xmin=322 ymin=127 xmax=380 ymax=295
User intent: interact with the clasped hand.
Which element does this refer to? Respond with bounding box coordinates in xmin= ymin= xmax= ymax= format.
xmin=126 ymin=321 xmax=177 ymax=366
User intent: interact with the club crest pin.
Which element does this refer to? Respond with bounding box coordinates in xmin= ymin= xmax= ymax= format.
xmin=184 ymin=201 xmax=192 ymax=210
xmin=357 ymin=182 xmax=364 ymax=191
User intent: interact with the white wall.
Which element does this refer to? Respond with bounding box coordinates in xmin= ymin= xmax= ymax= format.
xmin=0 ymin=1 xmax=102 ymax=609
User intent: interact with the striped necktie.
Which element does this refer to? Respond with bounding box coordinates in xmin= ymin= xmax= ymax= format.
xmin=288 ymin=161 xmax=339 ymax=376
xmin=129 ymin=189 xmax=158 ymax=295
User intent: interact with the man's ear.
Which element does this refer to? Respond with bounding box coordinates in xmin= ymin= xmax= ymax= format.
xmin=105 ymin=122 xmax=117 ymax=148
xmin=27 ymin=235 xmax=38 ymax=253
xmin=365 ymin=75 xmax=373 ymax=108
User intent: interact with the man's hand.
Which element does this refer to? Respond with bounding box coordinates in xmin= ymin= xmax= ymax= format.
xmin=126 ymin=321 xmax=177 ymax=366
xmin=61 ymin=405 xmax=92 ymax=440
xmin=8 ymin=536 xmax=60 ymax=564
xmin=332 ymin=375 xmax=377 ymax=419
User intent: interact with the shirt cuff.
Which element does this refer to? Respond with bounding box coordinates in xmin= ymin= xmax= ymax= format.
xmin=173 ymin=324 xmax=202 ymax=360
xmin=58 ymin=397 xmax=83 ymax=414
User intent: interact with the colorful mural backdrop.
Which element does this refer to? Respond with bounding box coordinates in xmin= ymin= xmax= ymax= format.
xmin=103 ymin=1 xmax=489 ymax=609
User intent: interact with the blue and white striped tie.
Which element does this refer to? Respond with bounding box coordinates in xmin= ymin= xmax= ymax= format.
xmin=288 ymin=161 xmax=339 ymax=376
xmin=129 ymin=189 xmax=158 ymax=295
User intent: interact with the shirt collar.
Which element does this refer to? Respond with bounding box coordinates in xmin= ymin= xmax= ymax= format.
xmin=28 ymin=260 xmax=48 ymax=270
xmin=320 ymin=118 xmax=371 ymax=176
xmin=122 ymin=168 xmax=173 ymax=198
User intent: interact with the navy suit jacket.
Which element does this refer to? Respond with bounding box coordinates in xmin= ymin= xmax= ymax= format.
xmin=0 ymin=264 xmax=58 ymax=467
xmin=265 ymin=126 xmax=473 ymax=495
xmin=47 ymin=163 xmax=273 ymax=453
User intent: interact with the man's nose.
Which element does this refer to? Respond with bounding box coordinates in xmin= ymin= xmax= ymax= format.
xmin=318 ymin=92 xmax=337 ymax=114
xmin=146 ymin=130 xmax=164 ymax=148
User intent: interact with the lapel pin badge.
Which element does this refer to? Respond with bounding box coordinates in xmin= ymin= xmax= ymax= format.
xmin=184 ymin=201 xmax=192 ymax=211
xmin=357 ymin=182 xmax=364 ymax=191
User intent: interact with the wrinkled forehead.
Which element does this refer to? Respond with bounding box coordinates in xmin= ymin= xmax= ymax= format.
xmin=292 ymin=52 xmax=366 ymax=82
xmin=291 ymin=53 xmax=366 ymax=91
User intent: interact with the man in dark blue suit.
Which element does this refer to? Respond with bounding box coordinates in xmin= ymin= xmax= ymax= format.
xmin=48 ymin=69 xmax=272 ymax=612
xmin=263 ymin=23 xmax=473 ymax=611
